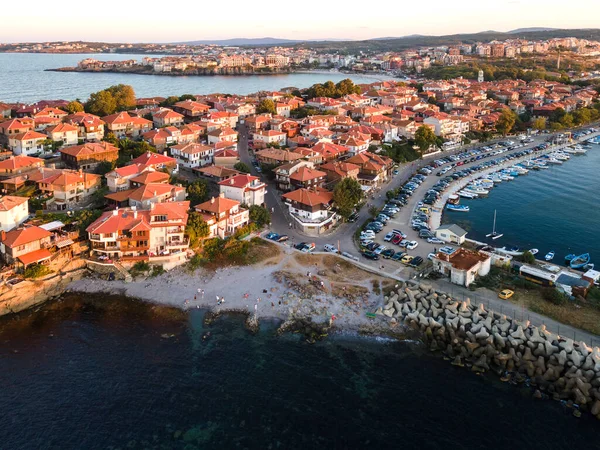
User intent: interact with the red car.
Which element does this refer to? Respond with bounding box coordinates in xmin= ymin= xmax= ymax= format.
xmin=456 ymin=161 xmax=464 ymax=166
xmin=391 ymin=234 xmax=403 ymax=245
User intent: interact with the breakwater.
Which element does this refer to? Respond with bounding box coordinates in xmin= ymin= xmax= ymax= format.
xmin=377 ymin=280 xmax=600 ymax=419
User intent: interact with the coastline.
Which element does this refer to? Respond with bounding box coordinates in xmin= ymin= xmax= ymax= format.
xmin=66 ymin=250 xmax=401 ymax=338
xmin=46 ymin=67 xmax=395 ymax=80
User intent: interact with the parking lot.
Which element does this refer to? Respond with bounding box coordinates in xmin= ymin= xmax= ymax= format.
xmin=356 ymin=133 xmax=560 ymax=274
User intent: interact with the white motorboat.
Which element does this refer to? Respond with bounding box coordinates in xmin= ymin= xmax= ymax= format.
xmin=529 ymin=248 xmax=539 ymax=255
xmin=545 ymin=251 xmax=555 ymax=261
xmin=458 ymin=190 xmax=478 ymax=199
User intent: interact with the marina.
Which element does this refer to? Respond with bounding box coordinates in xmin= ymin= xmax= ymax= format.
xmin=437 ymin=132 xmax=600 ymax=269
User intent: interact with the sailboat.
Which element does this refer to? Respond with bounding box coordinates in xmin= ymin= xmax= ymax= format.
xmin=486 ymin=210 xmax=504 ymax=240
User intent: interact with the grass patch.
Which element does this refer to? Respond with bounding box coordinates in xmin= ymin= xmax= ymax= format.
xmin=197 ymin=237 xmax=281 ymax=270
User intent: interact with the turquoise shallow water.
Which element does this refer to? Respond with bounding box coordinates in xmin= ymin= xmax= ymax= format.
xmin=443 ymin=144 xmax=600 ymax=264
xmin=0 ymin=53 xmax=384 ymax=103
xmin=0 ymin=294 xmax=599 ymax=450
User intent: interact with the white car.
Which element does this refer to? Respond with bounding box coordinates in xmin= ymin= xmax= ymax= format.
xmin=374 ymin=245 xmax=387 ymax=255
xmin=427 ymin=237 xmax=444 ymax=244
xmin=323 ymin=244 xmax=337 ymax=253
xmin=427 ymin=253 xmax=436 ymax=260
xmin=406 ymin=241 xmax=418 ymax=250
xmin=361 ymin=231 xmax=375 ymax=238
xmin=384 ymin=232 xmax=394 ymax=242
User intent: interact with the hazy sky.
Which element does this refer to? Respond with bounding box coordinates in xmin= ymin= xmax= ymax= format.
xmin=2 ymin=0 xmax=600 ymax=43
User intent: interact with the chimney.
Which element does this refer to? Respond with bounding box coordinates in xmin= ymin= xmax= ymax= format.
xmin=150 ymin=202 xmax=155 ymax=210
xmin=219 ymin=192 xmax=225 ymax=198
xmin=230 ymin=178 xmax=234 ymax=185
xmin=0 ymin=231 xmax=5 ymax=242
xmin=210 ymin=196 xmax=215 ymax=204
xmin=112 ymin=209 xmax=118 ymax=216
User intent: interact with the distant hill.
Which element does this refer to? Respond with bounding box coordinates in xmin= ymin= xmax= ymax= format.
xmin=293 ymin=28 xmax=600 ymax=52
xmin=508 ymin=27 xmax=558 ymax=34
xmin=175 ymin=37 xmax=348 ymax=46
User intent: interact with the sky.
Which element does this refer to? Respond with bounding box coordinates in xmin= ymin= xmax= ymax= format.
xmin=1 ymin=0 xmax=600 ymax=43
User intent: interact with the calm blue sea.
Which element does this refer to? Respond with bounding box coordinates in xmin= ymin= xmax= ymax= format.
xmin=0 ymin=53 xmax=386 ymax=103
xmin=0 ymin=294 xmax=598 ymax=450
xmin=443 ymin=143 xmax=600 ymax=264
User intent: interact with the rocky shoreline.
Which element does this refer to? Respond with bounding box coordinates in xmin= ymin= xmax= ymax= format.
xmin=378 ymin=280 xmax=600 ymax=419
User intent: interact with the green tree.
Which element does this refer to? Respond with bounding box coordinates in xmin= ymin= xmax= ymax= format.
xmin=86 ymin=90 xmax=117 ymax=116
xmin=85 ymin=84 xmax=135 ymax=116
xmin=95 ymin=160 xmax=115 ymax=175
xmin=532 ymin=117 xmax=547 ymax=130
xmin=414 ymin=125 xmax=437 ymax=153
xmin=333 ymin=177 xmax=363 ymax=220
xmin=496 ymin=108 xmax=517 ymax=135
xmin=160 ymin=96 xmax=180 ymax=107
xmin=521 ymin=251 xmax=536 ymax=265
xmin=256 ymin=99 xmax=276 ymax=115
xmin=234 ymin=162 xmax=252 ymax=173
xmin=559 ymin=113 xmax=574 ymax=129
xmin=65 ymin=101 xmax=84 ymax=114
xmin=106 ymin=84 xmax=136 ymax=111
xmin=249 ymin=205 xmax=271 ymax=228
xmin=186 ymin=211 xmax=210 ymax=248
xmin=368 ymin=205 xmax=379 ymax=218
xmin=187 ymin=179 xmax=209 ymax=206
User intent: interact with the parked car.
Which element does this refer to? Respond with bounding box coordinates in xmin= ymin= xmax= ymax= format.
xmin=391 ymin=252 xmax=406 ymax=262
xmin=276 ymin=235 xmax=289 ymax=242
xmin=381 ymin=248 xmax=396 ymax=259
xmin=410 ymin=256 xmax=424 ymax=267
xmin=401 ymin=255 xmax=414 ymax=265
xmin=391 ymin=234 xmax=403 ymax=245
xmin=427 ymin=237 xmax=444 ymax=244
xmin=348 ymin=212 xmax=360 ymax=222
xmin=498 ymin=289 xmax=514 ymax=300
xmin=384 ymin=232 xmax=395 ymax=242
xmin=362 ymin=251 xmax=380 ymax=261
xmin=374 ymin=245 xmax=387 ymax=255
xmin=323 ymin=244 xmax=337 ymax=253
xmin=406 ymin=241 xmax=418 ymax=250
xmin=265 ymin=232 xmax=279 ymax=241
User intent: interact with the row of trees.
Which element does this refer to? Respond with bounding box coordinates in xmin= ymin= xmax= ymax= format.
xmin=304 ymin=79 xmax=362 ymax=99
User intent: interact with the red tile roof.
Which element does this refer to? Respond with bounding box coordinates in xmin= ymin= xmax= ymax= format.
xmin=0 ymin=195 xmax=28 ymax=211
xmin=1 ymin=226 xmax=51 ymax=248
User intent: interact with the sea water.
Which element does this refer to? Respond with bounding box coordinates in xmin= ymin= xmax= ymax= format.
xmin=444 ymin=143 xmax=600 ymax=263
xmin=0 ymin=294 xmax=598 ymax=449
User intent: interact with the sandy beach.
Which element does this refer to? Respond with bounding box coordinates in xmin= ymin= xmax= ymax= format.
xmin=68 ymin=246 xmax=400 ymax=333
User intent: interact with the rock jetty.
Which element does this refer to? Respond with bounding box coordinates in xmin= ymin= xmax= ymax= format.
xmin=376 ymin=280 xmax=600 ymax=420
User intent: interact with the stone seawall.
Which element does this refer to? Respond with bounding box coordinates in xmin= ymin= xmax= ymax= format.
xmin=376 ymin=280 xmax=600 ymax=419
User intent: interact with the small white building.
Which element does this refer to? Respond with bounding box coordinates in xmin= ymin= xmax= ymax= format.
xmin=435 ymin=224 xmax=467 ymax=245
xmin=0 ymin=195 xmax=29 ymax=232
xmin=218 ymin=174 xmax=266 ymax=207
xmin=432 ymin=248 xmax=491 ymax=287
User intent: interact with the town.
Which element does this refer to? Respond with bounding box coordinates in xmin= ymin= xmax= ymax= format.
xmin=1 ymin=67 xmax=600 ymax=302
xmin=37 ymin=34 xmax=600 ymax=77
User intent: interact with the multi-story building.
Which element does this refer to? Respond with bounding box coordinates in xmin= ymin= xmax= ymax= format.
xmin=218 ymin=174 xmax=266 ymax=206
xmin=87 ymin=202 xmax=190 ymax=259
xmin=60 ymin=142 xmax=119 ymax=171
xmin=102 ymin=112 xmax=152 ymax=139
xmin=0 ymin=226 xmax=52 ymax=267
xmin=45 ymin=123 xmax=79 ymax=147
xmin=64 ymin=112 xmax=105 ymax=142
xmin=36 ymin=169 xmax=101 ymax=210
xmin=0 ymin=195 xmax=29 ymax=232
xmin=170 ymin=143 xmax=214 ymax=169
xmin=194 ymin=194 xmax=249 ymax=238
xmin=282 ymin=187 xmax=337 ymax=235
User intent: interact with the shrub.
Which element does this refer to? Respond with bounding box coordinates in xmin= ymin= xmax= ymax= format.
xmin=23 ymin=264 xmax=52 ymax=279
xmin=542 ymin=287 xmax=568 ymax=306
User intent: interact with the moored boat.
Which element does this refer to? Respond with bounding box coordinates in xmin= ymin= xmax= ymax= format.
xmin=565 ymin=254 xmax=576 ymax=262
xmin=458 ymin=191 xmax=478 ymax=199
xmin=447 ymin=204 xmax=470 ymax=212
xmin=448 ymin=194 xmax=460 ymax=205
xmin=529 ymin=249 xmax=539 ymax=255
xmin=570 ymin=253 xmax=591 ymax=269
xmin=545 ymin=251 xmax=555 ymax=261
